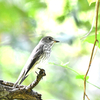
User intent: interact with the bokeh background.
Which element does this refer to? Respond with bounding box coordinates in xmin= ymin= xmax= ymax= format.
xmin=0 ymin=0 xmax=100 ymax=100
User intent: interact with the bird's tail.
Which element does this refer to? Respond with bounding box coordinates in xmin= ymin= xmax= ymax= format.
xmin=19 ymin=75 xmax=28 ymax=85
xmin=13 ymin=70 xmax=26 ymax=88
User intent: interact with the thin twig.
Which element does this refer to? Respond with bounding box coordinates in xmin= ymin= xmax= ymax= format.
xmin=26 ymin=68 xmax=46 ymax=91
xmin=92 ymin=40 xmax=99 ymax=61
xmin=83 ymin=40 xmax=96 ymax=100
xmin=83 ymin=0 xmax=99 ymax=100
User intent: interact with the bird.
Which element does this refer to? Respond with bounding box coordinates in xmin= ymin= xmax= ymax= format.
xmin=13 ymin=36 xmax=59 ymax=87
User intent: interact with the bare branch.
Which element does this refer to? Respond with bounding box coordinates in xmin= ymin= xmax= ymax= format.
xmin=26 ymin=68 xmax=46 ymax=91
xmin=0 ymin=68 xmax=46 ymax=100
xmin=83 ymin=0 xmax=99 ymax=100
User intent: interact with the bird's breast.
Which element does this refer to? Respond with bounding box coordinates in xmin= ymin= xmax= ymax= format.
xmin=43 ymin=44 xmax=52 ymax=52
xmin=41 ymin=44 xmax=52 ymax=61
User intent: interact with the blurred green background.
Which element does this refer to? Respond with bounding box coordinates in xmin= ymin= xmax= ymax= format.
xmin=0 ymin=0 xmax=100 ymax=100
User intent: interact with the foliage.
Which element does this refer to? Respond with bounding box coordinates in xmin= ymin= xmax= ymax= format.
xmin=0 ymin=0 xmax=100 ymax=100
xmin=85 ymin=33 xmax=100 ymax=48
xmin=87 ymin=0 xmax=96 ymax=5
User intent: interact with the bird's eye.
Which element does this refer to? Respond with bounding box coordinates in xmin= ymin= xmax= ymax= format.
xmin=48 ymin=37 xmax=52 ymax=40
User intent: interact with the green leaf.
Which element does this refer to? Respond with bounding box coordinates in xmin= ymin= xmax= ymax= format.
xmin=84 ymin=32 xmax=100 ymax=48
xmin=87 ymin=0 xmax=96 ymax=5
xmin=76 ymin=75 xmax=89 ymax=80
xmin=85 ymin=34 xmax=95 ymax=43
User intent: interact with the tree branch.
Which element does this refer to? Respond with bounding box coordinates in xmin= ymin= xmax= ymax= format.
xmin=0 ymin=68 xmax=46 ymax=100
xmin=83 ymin=0 xmax=99 ymax=100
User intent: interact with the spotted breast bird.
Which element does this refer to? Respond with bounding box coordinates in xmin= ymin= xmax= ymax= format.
xmin=13 ymin=36 xmax=59 ymax=87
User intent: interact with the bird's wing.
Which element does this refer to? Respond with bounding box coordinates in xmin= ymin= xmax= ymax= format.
xmin=24 ymin=44 xmax=44 ymax=76
xmin=13 ymin=44 xmax=43 ymax=87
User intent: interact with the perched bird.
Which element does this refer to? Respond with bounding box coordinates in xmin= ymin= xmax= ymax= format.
xmin=13 ymin=36 xmax=59 ymax=87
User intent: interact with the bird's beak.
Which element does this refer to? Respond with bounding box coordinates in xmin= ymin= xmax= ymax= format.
xmin=53 ymin=39 xmax=59 ymax=43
